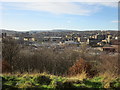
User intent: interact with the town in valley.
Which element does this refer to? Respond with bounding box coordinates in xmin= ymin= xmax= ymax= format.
xmin=1 ymin=29 xmax=120 ymax=55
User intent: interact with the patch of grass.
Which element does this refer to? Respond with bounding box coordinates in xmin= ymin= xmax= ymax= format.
xmin=82 ymin=79 xmax=103 ymax=88
xmin=109 ymin=78 xmax=120 ymax=88
xmin=1 ymin=74 xmax=120 ymax=89
xmin=32 ymin=75 xmax=52 ymax=85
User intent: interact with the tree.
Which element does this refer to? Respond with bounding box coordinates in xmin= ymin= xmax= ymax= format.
xmin=2 ymin=37 xmax=20 ymax=73
xmin=79 ymin=43 xmax=88 ymax=59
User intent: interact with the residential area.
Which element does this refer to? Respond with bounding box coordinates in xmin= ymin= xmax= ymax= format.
xmin=1 ymin=29 xmax=120 ymax=54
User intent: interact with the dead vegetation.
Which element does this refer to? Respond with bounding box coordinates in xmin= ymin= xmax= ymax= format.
xmin=2 ymin=38 xmax=120 ymax=80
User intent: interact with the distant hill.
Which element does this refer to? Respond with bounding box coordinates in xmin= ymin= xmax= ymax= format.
xmin=1 ymin=29 xmax=118 ymax=34
xmin=29 ymin=29 xmax=80 ymax=33
xmin=50 ymin=29 xmax=80 ymax=32
xmin=1 ymin=29 xmax=17 ymax=34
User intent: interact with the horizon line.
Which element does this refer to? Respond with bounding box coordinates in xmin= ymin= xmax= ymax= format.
xmin=1 ymin=28 xmax=119 ymax=32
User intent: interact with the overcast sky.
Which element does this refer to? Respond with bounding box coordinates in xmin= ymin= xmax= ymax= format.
xmin=0 ymin=0 xmax=119 ymax=31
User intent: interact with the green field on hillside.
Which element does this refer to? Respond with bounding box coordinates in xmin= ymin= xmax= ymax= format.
xmin=1 ymin=73 xmax=120 ymax=89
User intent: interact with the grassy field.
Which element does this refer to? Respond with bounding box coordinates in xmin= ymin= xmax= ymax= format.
xmin=1 ymin=73 xmax=120 ymax=89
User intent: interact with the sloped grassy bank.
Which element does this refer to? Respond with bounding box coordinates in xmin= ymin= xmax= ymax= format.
xmin=1 ymin=73 xmax=120 ymax=89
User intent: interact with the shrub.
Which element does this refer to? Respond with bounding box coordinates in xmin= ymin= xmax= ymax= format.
xmin=98 ymin=54 xmax=119 ymax=76
xmin=2 ymin=60 xmax=11 ymax=73
xmin=68 ymin=58 xmax=97 ymax=77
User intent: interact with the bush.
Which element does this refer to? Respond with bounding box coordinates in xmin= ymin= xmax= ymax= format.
xmin=68 ymin=58 xmax=97 ymax=77
xmin=9 ymin=47 xmax=80 ymax=75
xmin=2 ymin=60 xmax=11 ymax=73
xmin=98 ymin=54 xmax=119 ymax=76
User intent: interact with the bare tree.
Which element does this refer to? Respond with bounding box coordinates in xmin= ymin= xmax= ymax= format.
xmin=79 ymin=43 xmax=88 ymax=59
xmin=2 ymin=37 xmax=20 ymax=73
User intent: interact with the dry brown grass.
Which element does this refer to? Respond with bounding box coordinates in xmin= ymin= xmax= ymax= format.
xmin=98 ymin=72 xmax=119 ymax=88
xmin=67 ymin=71 xmax=87 ymax=81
